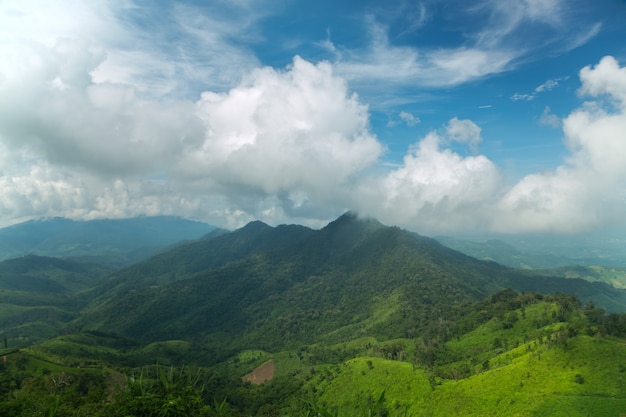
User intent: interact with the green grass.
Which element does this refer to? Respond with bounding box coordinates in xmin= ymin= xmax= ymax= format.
xmin=304 ymin=297 xmax=626 ymax=417
xmin=310 ymin=335 xmax=626 ymax=417
xmin=311 ymin=357 xmax=431 ymax=415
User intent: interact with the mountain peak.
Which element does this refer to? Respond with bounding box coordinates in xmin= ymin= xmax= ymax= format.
xmin=240 ymin=220 xmax=272 ymax=232
xmin=323 ymin=211 xmax=382 ymax=231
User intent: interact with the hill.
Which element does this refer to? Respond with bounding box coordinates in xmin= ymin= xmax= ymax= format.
xmin=2 ymin=213 xmax=626 ymax=416
xmin=73 ymin=213 xmax=626 ymax=358
xmin=0 ymin=216 xmax=216 ymax=266
xmin=0 ymin=255 xmax=114 ymax=347
xmin=309 ymin=292 xmax=626 ymax=417
xmin=4 ymin=290 xmax=626 ymax=416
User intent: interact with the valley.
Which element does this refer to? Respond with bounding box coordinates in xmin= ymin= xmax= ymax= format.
xmin=1 ymin=214 xmax=626 ymax=416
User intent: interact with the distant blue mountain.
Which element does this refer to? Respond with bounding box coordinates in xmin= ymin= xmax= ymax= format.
xmin=0 ymin=216 xmax=216 ymax=266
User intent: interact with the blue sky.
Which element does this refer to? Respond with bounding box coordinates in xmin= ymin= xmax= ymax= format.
xmin=1 ymin=0 xmax=626 ymax=235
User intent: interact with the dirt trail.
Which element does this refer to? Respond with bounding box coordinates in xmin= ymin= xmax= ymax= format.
xmin=242 ymin=360 xmax=275 ymax=385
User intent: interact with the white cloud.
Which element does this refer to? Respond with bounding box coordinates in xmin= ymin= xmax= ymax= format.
xmin=510 ymin=93 xmax=535 ymax=101
xmin=578 ymin=56 xmax=626 ymax=107
xmin=511 ymin=76 xmax=568 ymax=101
xmin=0 ymin=36 xmax=204 ymax=175
xmin=0 ymin=0 xmax=622 ymax=236
xmin=188 ymin=56 xmax=383 ymax=204
xmin=535 ymin=79 xmax=558 ymax=93
xmin=493 ymin=56 xmax=626 ymax=233
xmin=445 ymin=117 xmax=482 ymax=148
xmin=334 ymin=18 xmax=516 ymax=88
xmin=539 ymin=106 xmax=560 ymax=127
xmin=349 ymin=0 xmax=597 ymax=91
xmin=0 ymin=33 xmax=383 ymax=226
xmin=0 ymin=0 xmax=262 ymax=99
xmin=3 ymin=51 xmax=625 ymax=234
xmin=354 ymin=130 xmax=501 ymax=232
xmin=399 ymin=111 xmax=420 ymax=127
xmin=352 ymin=56 xmax=626 ymax=234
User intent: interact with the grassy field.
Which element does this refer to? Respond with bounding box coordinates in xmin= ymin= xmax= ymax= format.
xmin=307 ymin=335 xmax=626 ymax=416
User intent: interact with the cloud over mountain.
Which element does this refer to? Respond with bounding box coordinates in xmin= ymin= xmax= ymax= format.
xmin=0 ymin=1 xmax=624 ymax=234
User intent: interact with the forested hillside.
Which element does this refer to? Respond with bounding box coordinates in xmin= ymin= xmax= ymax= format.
xmin=2 ymin=213 xmax=626 ymax=416
xmin=74 ymin=212 xmax=626 ymax=351
xmin=3 ymin=290 xmax=626 ymax=416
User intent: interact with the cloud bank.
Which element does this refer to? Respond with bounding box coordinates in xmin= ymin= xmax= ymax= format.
xmin=0 ymin=1 xmax=624 ymax=234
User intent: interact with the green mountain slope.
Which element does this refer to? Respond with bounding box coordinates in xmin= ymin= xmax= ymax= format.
xmin=5 ymin=214 xmax=626 ymax=416
xmin=10 ymin=289 xmax=626 ymax=417
xmin=75 ymin=215 xmax=492 ymax=347
xmin=74 ymin=213 xmax=626 ymax=359
xmin=0 ymin=255 xmax=113 ymax=295
xmin=0 ymin=255 xmax=114 ymax=347
xmin=310 ymin=293 xmax=626 ymax=417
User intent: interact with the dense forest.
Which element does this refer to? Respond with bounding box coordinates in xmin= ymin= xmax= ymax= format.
xmin=2 ymin=290 xmax=626 ymax=416
xmin=2 ymin=214 xmax=626 ymax=416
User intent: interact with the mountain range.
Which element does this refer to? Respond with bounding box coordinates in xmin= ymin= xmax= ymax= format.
xmin=0 ymin=216 xmax=216 ymax=266
xmin=3 ymin=212 xmax=626 ymax=350
xmin=2 ymin=213 xmax=626 ymax=416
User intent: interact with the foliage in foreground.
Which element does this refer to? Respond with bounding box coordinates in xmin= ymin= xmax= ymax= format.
xmin=3 ymin=290 xmax=626 ymax=416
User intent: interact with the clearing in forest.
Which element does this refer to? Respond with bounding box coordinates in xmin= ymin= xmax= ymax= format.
xmin=242 ymin=360 xmax=275 ymax=385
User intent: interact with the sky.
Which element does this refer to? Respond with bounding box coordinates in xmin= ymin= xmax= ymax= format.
xmin=1 ymin=0 xmax=626 ymax=236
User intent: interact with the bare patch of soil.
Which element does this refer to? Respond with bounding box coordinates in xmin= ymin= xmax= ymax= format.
xmin=242 ymin=360 xmax=275 ymax=385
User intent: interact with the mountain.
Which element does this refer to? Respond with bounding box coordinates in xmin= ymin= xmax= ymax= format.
xmin=0 ymin=216 xmax=216 ymax=266
xmin=73 ymin=213 xmax=626 ymax=359
xmin=0 ymin=254 xmax=112 ymax=295
xmin=0 ymin=254 xmax=116 ymax=346
xmin=3 ymin=213 xmax=626 ymax=416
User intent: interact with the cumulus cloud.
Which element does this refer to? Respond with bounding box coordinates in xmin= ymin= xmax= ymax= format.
xmin=578 ymin=56 xmax=626 ymax=106
xmin=0 ymin=26 xmax=383 ymax=227
xmin=0 ymin=37 xmax=204 ymax=175
xmin=3 ymin=51 xmax=626 ymax=234
xmin=187 ymin=56 xmax=383 ymax=210
xmin=493 ymin=56 xmax=626 ymax=233
xmin=0 ymin=0 xmax=623 ymax=236
xmin=354 ymin=130 xmax=501 ymax=233
xmin=351 ymin=56 xmax=626 ymax=234
xmin=445 ymin=118 xmax=482 ymax=149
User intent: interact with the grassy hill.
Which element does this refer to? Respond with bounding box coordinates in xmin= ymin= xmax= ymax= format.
xmin=308 ymin=294 xmax=626 ymax=417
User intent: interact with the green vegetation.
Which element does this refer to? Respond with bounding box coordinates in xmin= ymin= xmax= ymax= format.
xmin=2 ymin=290 xmax=626 ymax=416
xmin=2 ymin=214 xmax=626 ymax=415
